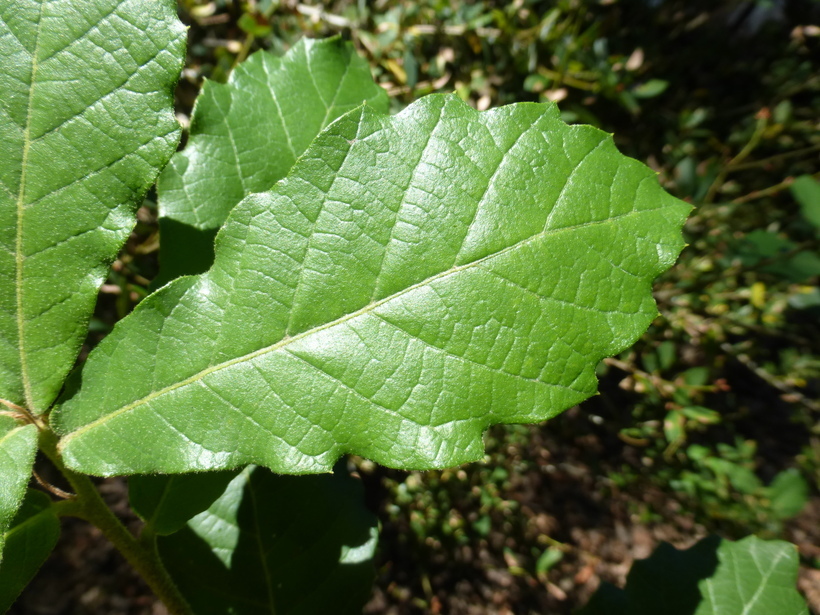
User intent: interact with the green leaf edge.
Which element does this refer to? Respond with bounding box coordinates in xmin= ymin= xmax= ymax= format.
xmin=0 ymin=0 xmax=187 ymax=413
xmin=579 ymin=534 xmax=809 ymax=615
xmin=152 ymin=35 xmax=389 ymax=285
xmin=0 ymin=489 xmax=61 ymax=612
xmin=55 ymin=94 xmax=692 ymax=476
xmin=0 ymin=420 xmax=38 ymax=565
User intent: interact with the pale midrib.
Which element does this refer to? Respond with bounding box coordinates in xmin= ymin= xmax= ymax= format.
xmin=60 ymin=205 xmax=657 ymax=446
xmin=146 ymin=477 xmax=175 ymax=529
xmin=248 ymin=482 xmax=277 ymax=615
xmin=2 ymin=505 xmax=50 ymax=543
xmin=739 ymin=546 xmax=785 ymax=615
xmin=15 ymin=4 xmax=45 ymax=412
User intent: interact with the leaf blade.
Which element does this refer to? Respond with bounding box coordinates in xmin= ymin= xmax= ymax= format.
xmin=56 ymin=95 xmax=689 ymax=475
xmin=129 ymin=470 xmax=240 ymax=536
xmin=0 ymin=0 xmax=185 ymax=411
xmin=0 ymin=417 xmax=38 ymax=566
xmin=0 ymin=489 xmax=61 ymax=612
xmin=579 ymin=535 xmax=809 ymax=615
xmin=158 ymin=466 xmax=377 ymax=615
xmin=159 ymin=468 xmax=377 ymax=615
xmin=154 ymin=36 xmax=389 ymax=283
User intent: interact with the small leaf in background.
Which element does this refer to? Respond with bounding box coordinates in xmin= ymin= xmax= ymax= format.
xmin=790 ymin=175 xmax=820 ymax=230
xmin=472 ymin=515 xmax=492 ymax=537
xmin=706 ymin=456 xmax=762 ymax=494
xmin=789 ymin=286 xmax=820 ymax=310
xmin=657 ymin=340 xmax=676 ymax=371
xmin=535 ymin=547 xmax=564 ymax=578
xmin=680 ymin=406 xmax=721 ymax=426
xmin=0 ymin=417 xmax=38 ymax=564
xmin=56 ymin=95 xmax=689 ymax=476
xmin=632 ymin=79 xmax=669 ymax=99
xmin=683 ymin=367 xmax=710 ymax=387
xmin=0 ymin=490 xmax=60 ymax=612
xmin=129 ymin=470 xmax=241 ymax=536
xmin=237 ymin=12 xmax=272 ymax=38
xmin=158 ymin=466 xmax=378 ymax=615
xmin=579 ymin=535 xmax=809 ymax=615
xmin=0 ymin=0 xmax=185 ymax=412
xmin=734 ymin=229 xmax=820 ymax=283
xmin=663 ymin=410 xmax=685 ymax=444
xmin=737 ymin=229 xmax=794 ymax=263
xmin=768 ymin=468 xmax=809 ymax=520
xmin=751 ymin=281 xmax=767 ymax=308
xmin=155 ymin=36 xmax=389 ymax=284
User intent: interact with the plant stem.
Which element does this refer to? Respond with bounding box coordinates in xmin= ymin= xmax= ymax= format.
xmin=704 ymin=112 xmax=768 ymax=204
xmin=730 ymin=171 xmax=820 ymax=205
xmin=729 ymin=143 xmax=820 ymax=172
xmin=730 ymin=176 xmax=794 ymax=204
xmin=38 ymin=428 xmax=194 ymax=615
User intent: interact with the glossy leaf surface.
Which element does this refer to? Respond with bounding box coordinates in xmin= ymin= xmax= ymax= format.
xmin=57 ymin=95 xmax=689 ymax=475
xmin=0 ymin=0 xmax=185 ymax=412
xmin=158 ymin=466 xmax=378 ymax=615
xmin=0 ymin=417 xmax=37 ymax=565
xmin=580 ymin=535 xmax=808 ymax=615
xmin=0 ymin=490 xmax=60 ymax=612
xmin=155 ymin=36 xmax=389 ymax=283
xmin=130 ymin=470 xmax=240 ymax=536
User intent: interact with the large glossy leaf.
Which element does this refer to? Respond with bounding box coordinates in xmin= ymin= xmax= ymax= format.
xmin=158 ymin=466 xmax=378 ymax=615
xmin=0 ymin=0 xmax=185 ymax=412
xmin=0 ymin=417 xmax=37 ymax=565
xmin=580 ymin=535 xmax=809 ymax=615
xmin=0 ymin=489 xmax=60 ymax=612
xmin=155 ymin=36 xmax=389 ymax=284
xmin=129 ymin=470 xmax=240 ymax=536
xmin=56 ymin=94 xmax=690 ymax=475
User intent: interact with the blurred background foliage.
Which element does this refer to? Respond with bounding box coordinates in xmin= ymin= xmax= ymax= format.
xmin=93 ymin=0 xmax=819 ymax=612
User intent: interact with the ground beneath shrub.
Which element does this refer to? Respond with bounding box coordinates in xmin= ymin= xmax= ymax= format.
xmin=11 ymin=405 xmax=820 ymax=615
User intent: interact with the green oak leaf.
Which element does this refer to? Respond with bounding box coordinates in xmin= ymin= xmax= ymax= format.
xmin=0 ymin=490 xmax=61 ymax=612
xmin=158 ymin=466 xmax=378 ymax=615
xmin=580 ymin=535 xmax=809 ymax=615
xmin=0 ymin=0 xmax=185 ymax=412
xmin=0 ymin=417 xmax=38 ymax=566
xmin=56 ymin=94 xmax=690 ymax=475
xmin=129 ymin=470 xmax=240 ymax=536
xmin=155 ymin=36 xmax=389 ymax=284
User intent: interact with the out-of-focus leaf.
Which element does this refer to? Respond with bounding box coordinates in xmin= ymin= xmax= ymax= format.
xmin=129 ymin=470 xmax=240 ymax=536
xmin=770 ymin=251 xmax=820 ymax=282
xmin=790 ymin=174 xmax=820 ymax=230
xmin=768 ymin=468 xmax=809 ymax=520
xmin=705 ymin=457 xmax=761 ymax=493
xmin=0 ymin=416 xmax=37 ymax=564
xmin=681 ymin=406 xmax=721 ymax=425
xmin=0 ymin=490 xmax=60 ymax=612
xmin=789 ymin=287 xmax=820 ymax=310
xmin=536 ymin=547 xmax=563 ymax=575
xmin=56 ymin=94 xmax=689 ymax=476
xmin=734 ymin=230 xmax=820 ymax=282
xmin=159 ymin=466 xmax=378 ymax=615
xmin=0 ymin=0 xmax=185 ymax=412
xmin=663 ymin=410 xmax=685 ymax=443
xmin=155 ymin=36 xmax=389 ymax=284
xmin=632 ymin=79 xmax=668 ymax=99
xmin=237 ymin=13 xmax=272 ymax=38
xmin=736 ymin=230 xmax=794 ymax=263
xmin=579 ymin=535 xmax=808 ymax=615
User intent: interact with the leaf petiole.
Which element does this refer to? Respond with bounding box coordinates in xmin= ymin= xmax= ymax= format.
xmin=37 ymin=428 xmax=194 ymax=615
